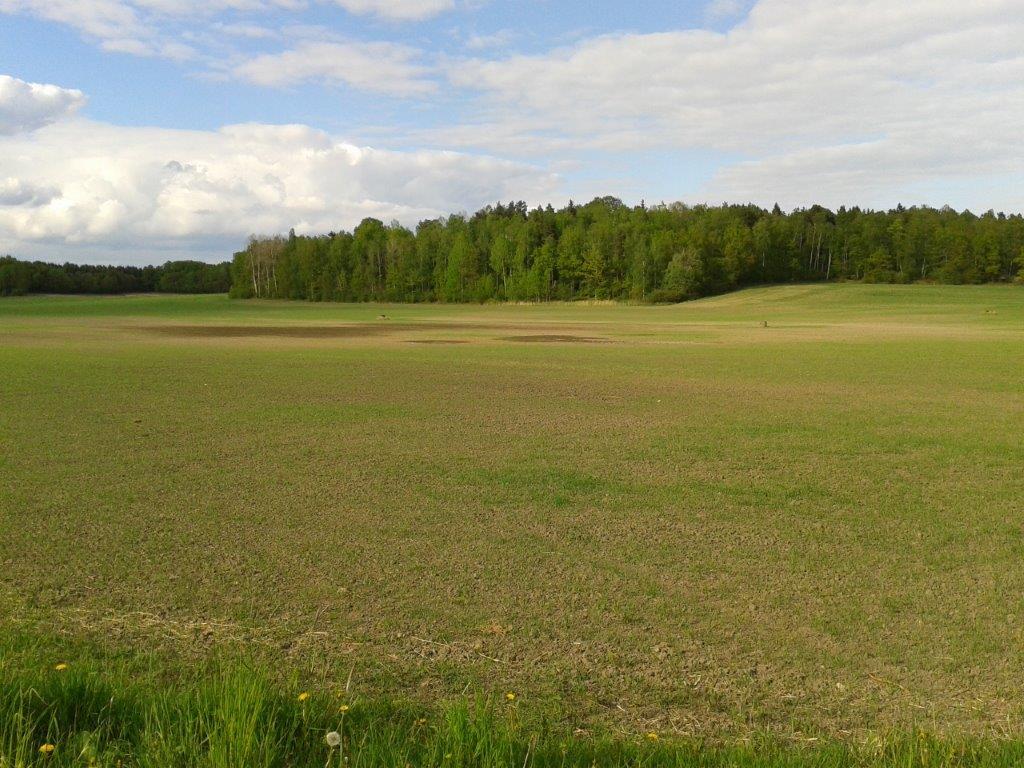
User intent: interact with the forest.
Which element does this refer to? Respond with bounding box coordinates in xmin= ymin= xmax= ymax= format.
xmin=0 ymin=257 xmax=231 ymax=296
xmin=230 ymin=199 xmax=1024 ymax=303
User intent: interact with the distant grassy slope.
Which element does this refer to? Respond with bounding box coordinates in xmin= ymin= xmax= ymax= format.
xmin=1 ymin=282 xmax=1022 ymax=322
xmin=1 ymin=285 xmax=1023 ymax=740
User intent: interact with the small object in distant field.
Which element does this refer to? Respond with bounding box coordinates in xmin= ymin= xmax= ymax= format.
xmin=39 ymin=744 xmax=55 ymax=755
xmin=54 ymin=663 xmax=68 ymax=671
xmin=378 ymin=314 xmax=389 ymax=320
xmin=326 ymin=731 xmax=342 ymax=748
xmin=298 ymin=691 xmax=310 ymax=702
xmin=761 ymin=320 xmax=769 ymax=328
xmin=505 ymin=692 xmax=516 ymax=701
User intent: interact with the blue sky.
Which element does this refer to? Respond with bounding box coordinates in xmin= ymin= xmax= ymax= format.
xmin=0 ymin=0 xmax=1020 ymax=264
xmin=0 ymin=2 xmax=719 ymax=133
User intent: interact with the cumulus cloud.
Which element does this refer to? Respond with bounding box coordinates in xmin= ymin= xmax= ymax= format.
xmin=0 ymin=118 xmax=557 ymax=257
xmin=0 ymin=178 xmax=61 ymax=207
xmin=231 ymin=41 xmax=435 ymax=94
xmin=0 ymin=75 xmax=86 ymax=135
xmin=447 ymin=0 xmax=1024 ymax=205
xmin=0 ymin=74 xmax=84 ymax=136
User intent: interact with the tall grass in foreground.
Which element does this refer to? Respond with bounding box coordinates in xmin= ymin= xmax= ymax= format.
xmin=3 ymin=659 xmax=1024 ymax=767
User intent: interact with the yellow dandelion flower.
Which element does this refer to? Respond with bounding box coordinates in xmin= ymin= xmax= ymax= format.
xmin=646 ymin=732 xmax=659 ymax=741
xmin=415 ymin=717 xmax=427 ymax=726
xmin=298 ymin=692 xmax=310 ymax=703
xmin=505 ymin=692 xmax=516 ymax=701
xmin=39 ymin=744 xmax=56 ymax=755
xmin=339 ymin=704 xmax=350 ymax=713
xmin=54 ymin=663 xmax=69 ymax=671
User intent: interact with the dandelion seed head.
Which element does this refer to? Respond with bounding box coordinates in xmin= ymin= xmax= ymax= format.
xmin=326 ymin=731 xmax=342 ymax=748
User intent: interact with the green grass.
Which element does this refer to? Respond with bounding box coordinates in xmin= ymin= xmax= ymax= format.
xmin=3 ymin=635 xmax=1024 ymax=767
xmin=2 ymin=284 xmax=1024 ymax=751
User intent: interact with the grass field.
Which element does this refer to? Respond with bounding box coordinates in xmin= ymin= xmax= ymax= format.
xmin=2 ymin=284 xmax=1024 ymax=756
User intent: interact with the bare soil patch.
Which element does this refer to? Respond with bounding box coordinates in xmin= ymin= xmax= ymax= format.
xmin=501 ymin=334 xmax=610 ymax=344
xmin=139 ymin=323 xmax=494 ymax=339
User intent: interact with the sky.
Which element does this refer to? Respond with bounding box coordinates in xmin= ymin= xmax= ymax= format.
xmin=0 ymin=0 xmax=1022 ymax=265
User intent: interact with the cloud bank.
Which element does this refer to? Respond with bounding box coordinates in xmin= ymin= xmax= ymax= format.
xmin=0 ymin=118 xmax=557 ymax=260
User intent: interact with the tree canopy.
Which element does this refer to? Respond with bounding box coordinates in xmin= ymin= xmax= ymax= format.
xmin=230 ymin=200 xmax=1024 ymax=303
xmin=0 ymin=257 xmax=230 ymax=296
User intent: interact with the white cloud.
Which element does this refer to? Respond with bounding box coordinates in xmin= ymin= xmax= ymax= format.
xmin=0 ymin=75 xmax=86 ymax=135
xmin=0 ymin=0 xmax=449 ymax=96
xmin=212 ymin=21 xmax=279 ymax=39
xmin=0 ymin=1 xmax=284 ymax=61
xmin=0 ymin=117 xmax=557 ymax=259
xmin=0 ymin=0 xmax=214 ymax=58
xmin=705 ymin=0 xmax=745 ymax=20
xmin=0 ymin=178 xmax=61 ymax=207
xmin=0 ymin=0 xmax=143 ymax=45
xmin=0 ymin=0 xmax=453 ymax=60
xmin=230 ymin=40 xmax=435 ymax=94
xmin=702 ymin=138 xmax=1024 ymax=213
xmin=463 ymin=29 xmax=516 ymax=52
xmin=331 ymin=0 xmax=453 ymax=21
xmin=447 ymin=0 xmax=1024 ymax=206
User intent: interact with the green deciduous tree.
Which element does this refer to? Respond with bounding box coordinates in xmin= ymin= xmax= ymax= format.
xmin=218 ymin=200 xmax=1024 ymax=305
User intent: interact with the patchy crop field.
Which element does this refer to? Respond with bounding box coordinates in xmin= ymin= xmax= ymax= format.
xmin=2 ymin=284 xmax=1023 ymax=742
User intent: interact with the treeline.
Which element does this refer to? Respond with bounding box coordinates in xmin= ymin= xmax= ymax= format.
xmin=230 ymin=199 xmax=1024 ymax=303
xmin=0 ymin=257 xmax=231 ymax=296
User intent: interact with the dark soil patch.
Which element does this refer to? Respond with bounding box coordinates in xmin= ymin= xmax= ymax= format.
xmin=502 ymin=334 xmax=609 ymax=344
xmin=139 ymin=323 xmax=492 ymax=339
